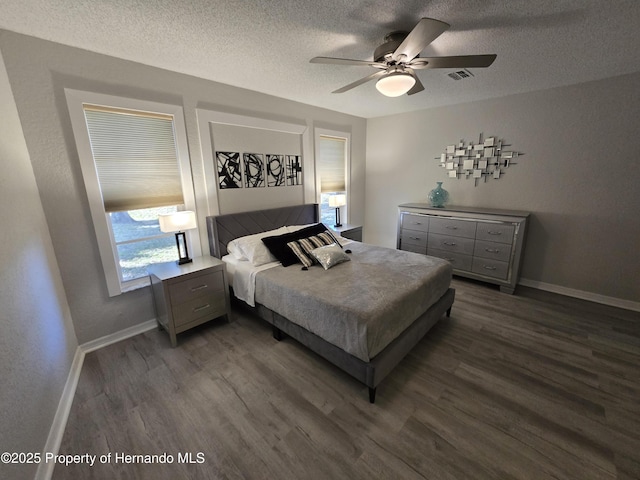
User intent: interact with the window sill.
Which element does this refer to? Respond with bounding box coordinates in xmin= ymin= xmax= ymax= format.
xmin=120 ymin=276 xmax=151 ymax=294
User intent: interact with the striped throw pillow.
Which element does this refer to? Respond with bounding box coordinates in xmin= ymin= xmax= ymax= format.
xmin=286 ymin=232 xmax=339 ymax=268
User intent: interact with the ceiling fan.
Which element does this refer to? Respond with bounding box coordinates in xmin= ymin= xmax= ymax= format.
xmin=310 ymin=17 xmax=496 ymax=97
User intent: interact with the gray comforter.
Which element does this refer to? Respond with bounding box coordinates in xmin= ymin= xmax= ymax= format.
xmin=254 ymin=242 xmax=452 ymax=362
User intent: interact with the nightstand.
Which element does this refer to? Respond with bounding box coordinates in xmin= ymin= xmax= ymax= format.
xmin=331 ymin=224 xmax=363 ymax=242
xmin=148 ymin=256 xmax=231 ymax=347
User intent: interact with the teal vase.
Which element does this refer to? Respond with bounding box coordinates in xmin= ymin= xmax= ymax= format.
xmin=428 ymin=182 xmax=449 ymax=208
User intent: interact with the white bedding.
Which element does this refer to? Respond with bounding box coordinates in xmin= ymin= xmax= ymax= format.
xmin=222 ymin=255 xmax=279 ymax=307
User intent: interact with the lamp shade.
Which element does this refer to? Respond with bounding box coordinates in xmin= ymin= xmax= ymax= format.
xmin=376 ymin=72 xmax=416 ymax=97
xmin=328 ymin=194 xmax=346 ymax=208
xmin=158 ymin=211 xmax=197 ymax=233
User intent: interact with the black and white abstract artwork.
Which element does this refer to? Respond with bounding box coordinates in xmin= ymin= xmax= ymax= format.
xmin=243 ymin=153 xmax=265 ymax=188
xmin=285 ymin=155 xmax=303 ymax=186
xmin=216 ymin=151 xmax=242 ymax=189
xmin=266 ymin=154 xmax=285 ymax=187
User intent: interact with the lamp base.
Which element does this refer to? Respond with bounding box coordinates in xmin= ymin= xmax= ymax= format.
xmin=334 ymin=207 xmax=342 ymax=229
xmin=174 ymin=231 xmax=192 ymax=266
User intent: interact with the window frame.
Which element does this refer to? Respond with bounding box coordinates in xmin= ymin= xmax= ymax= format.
xmin=65 ymin=89 xmax=200 ymax=296
xmin=314 ymin=128 xmax=351 ymax=224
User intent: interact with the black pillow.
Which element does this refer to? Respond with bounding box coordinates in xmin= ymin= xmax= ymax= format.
xmin=262 ymin=224 xmax=340 ymax=266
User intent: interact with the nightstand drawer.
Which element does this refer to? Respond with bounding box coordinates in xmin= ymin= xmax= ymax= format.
xmin=172 ymin=293 xmax=227 ymax=327
xmin=170 ymin=271 xmax=224 ymax=305
xmin=429 ymin=217 xmax=477 ymax=238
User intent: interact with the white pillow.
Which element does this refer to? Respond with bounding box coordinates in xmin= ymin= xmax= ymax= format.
xmin=227 ymin=226 xmax=290 ymax=265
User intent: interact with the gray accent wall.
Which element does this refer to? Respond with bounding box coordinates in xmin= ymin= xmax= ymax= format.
xmin=0 ymin=50 xmax=77 ymax=480
xmin=365 ymin=72 xmax=640 ymax=303
xmin=0 ymin=30 xmax=366 ymax=343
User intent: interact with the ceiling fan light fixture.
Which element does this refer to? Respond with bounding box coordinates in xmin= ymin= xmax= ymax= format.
xmin=375 ymin=71 xmax=416 ymax=97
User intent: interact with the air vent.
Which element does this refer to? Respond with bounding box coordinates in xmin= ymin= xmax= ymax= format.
xmin=447 ymin=69 xmax=474 ymax=80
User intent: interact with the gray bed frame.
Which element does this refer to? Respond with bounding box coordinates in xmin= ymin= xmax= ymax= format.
xmin=206 ymin=203 xmax=455 ymax=403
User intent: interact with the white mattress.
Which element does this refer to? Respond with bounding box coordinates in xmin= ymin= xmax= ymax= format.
xmin=222 ymin=255 xmax=279 ymax=307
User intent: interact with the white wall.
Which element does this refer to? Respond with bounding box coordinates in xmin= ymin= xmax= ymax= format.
xmin=0 ymin=50 xmax=77 ymax=480
xmin=366 ymin=72 xmax=640 ymax=303
xmin=0 ymin=30 xmax=366 ymax=343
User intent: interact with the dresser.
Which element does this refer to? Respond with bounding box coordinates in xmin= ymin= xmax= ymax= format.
xmin=397 ymin=204 xmax=529 ymax=294
xmin=148 ymin=256 xmax=231 ymax=347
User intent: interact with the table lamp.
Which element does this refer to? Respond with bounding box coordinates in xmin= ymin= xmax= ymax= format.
xmin=158 ymin=211 xmax=197 ymax=265
xmin=328 ymin=194 xmax=346 ymax=228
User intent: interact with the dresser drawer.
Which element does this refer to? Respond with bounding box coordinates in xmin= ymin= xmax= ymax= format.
xmin=473 ymin=240 xmax=512 ymax=262
xmin=428 ymin=233 xmax=475 ymax=255
xmin=429 ymin=217 xmax=477 ymax=238
xmin=428 ymin=249 xmax=473 ymax=271
xmin=401 ymin=214 xmax=429 ymax=232
xmin=475 ymin=222 xmax=515 ymax=244
xmin=400 ymin=243 xmax=427 ymax=254
xmin=172 ymin=292 xmax=227 ymax=327
xmin=472 ymin=257 xmax=509 ymax=280
xmin=401 ymin=229 xmax=428 ymax=248
xmin=170 ymin=271 xmax=224 ymax=305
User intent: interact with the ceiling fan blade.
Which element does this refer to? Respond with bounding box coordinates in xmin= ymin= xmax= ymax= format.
xmin=407 ymin=76 xmax=425 ymax=96
xmin=310 ymin=56 xmax=388 ymax=69
xmin=332 ymin=70 xmax=387 ymax=93
xmin=392 ymin=18 xmax=450 ymax=62
xmin=409 ymin=54 xmax=497 ymax=69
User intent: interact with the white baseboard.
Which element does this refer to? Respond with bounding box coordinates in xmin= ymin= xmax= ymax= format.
xmin=80 ymin=318 xmax=157 ymax=353
xmin=35 ymin=318 xmax=157 ymax=480
xmin=519 ymin=278 xmax=640 ymax=312
xmin=34 ymin=347 xmax=84 ymax=480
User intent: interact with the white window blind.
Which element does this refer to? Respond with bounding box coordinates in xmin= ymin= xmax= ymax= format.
xmin=318 ymin=135 xmax=346 ymax=192
xmin=83 ymin=104 xmax=184 ymax=212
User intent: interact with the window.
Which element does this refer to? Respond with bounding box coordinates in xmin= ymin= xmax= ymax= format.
xmin=66 ymin=90 xmax=199 ymax=296
xmin=315 ymin=131 xmax=350 ymax=226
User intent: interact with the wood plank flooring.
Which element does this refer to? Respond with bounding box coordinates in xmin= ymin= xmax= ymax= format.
xmin=54 ymin=279 xmax=640 ymax=479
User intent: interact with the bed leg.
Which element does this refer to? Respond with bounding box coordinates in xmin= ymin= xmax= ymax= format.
xmin=368 ymin=387 xmax=376 ymax=404
xmin=272 ymin=325 xmax=283 ymax=341
xmin=446 ymin=306 xmax=452 ymax=318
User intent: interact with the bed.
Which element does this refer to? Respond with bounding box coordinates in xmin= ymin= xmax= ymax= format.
xmin=206 ymin=204 xmax=455 ymax=403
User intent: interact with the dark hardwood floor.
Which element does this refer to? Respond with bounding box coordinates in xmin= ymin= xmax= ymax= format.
xmin=54 ymin=278 xmax=640 ymax=479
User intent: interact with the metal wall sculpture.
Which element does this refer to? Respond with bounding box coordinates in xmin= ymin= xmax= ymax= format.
xmin=437 ymin=134 xmax=523 ymax=186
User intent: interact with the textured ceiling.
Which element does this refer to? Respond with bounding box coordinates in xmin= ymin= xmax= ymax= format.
xmin=1 ymin=0 xmax=640 ymax=118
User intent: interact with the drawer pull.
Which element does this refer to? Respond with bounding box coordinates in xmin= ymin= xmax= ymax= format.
xmin=445 ymin=226 xmax=458 ymax=230
xmin=483 ymin=265 xmax=497 ymax=271
xmin=409 ymin=236 xmax=421 ymax=240
xmin=485 ymin=248 xmax=500 ymax=253
xmin=443 ymin=242 xmax=456 ymax=246
xmin=487 ymin=231 xmax=502 ymax=235
xmin=193 ymin=304 xmax=210 ymax=313
xmin=412 ymin=222 xmax=423 ymax=225
xmin=191 ymin=284 xmax=208 ymax=292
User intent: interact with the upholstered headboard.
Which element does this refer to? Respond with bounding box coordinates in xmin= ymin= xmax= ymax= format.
xmin=206 ymin=204 xmax=319 ymax=258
